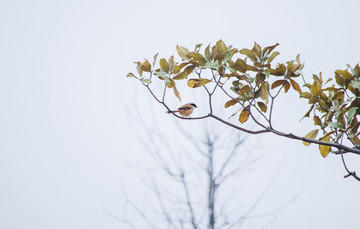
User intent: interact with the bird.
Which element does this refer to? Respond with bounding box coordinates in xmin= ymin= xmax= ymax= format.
xmin=167 ymin=103 xmax=198 ymax=117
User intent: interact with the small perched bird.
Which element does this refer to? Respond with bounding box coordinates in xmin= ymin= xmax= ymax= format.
xmin=167 ymin=103 xmax=198 ymax=117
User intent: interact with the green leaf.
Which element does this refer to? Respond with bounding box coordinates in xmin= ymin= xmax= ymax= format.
xmin=303 ymin=129 xmax=319 ymax=146
xmin=347 ymin=107 xmax=358 ymax=124
xmin=327 ymin=122 xmax=342 ymax=129
xmin=141 ymin=79 xmax=152 ymax=84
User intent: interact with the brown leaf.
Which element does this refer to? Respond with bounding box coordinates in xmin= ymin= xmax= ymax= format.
xmin=313 ymin=115 xmax=322 ymax=126
xmin=257 ymin=102 xmax=267 ymax=112
xmin=235 ymin=58 xmax=247 ymax=73
xmin=284 ymin=81 xmax=291 ymax=93
xmin=266 ymin=51 xmax=280 ymax=65
xmin=290 ymin=79 xmax=302 ymax=94
xmin=271 ymin=80 xmax=286 ymax=89
xmin=239 ymin=85 xmax=251 ymax=94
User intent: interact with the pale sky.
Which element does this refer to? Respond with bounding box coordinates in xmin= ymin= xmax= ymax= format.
xmin=1 ymin=0 xmax=360 ymax=228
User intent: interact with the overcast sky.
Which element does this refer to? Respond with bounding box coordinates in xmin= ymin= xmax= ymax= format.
xmin=1 ymin=0 xmax=360 ymax=228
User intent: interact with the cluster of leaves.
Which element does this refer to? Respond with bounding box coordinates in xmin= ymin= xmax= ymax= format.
xmin=127 ymin=40 xmax=360 ymax=159
xmin=128 ymin=40 xmax=303 ymax=120
xmin=300 ymin=65 xmax=360 ymax=157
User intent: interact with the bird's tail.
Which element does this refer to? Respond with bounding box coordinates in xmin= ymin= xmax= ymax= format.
xmin=167 ymin=110 xmax=177 ymax=114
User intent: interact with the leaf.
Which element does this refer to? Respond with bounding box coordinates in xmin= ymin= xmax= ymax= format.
xmin=290 ymin=79 xmax=302 ymax=94
xmin=263 ymin=43 xmax=279 ymax=57
xmin=335 ymin=69 xmax=354 ymax=80
xmin=266 ymin=51 xmax=280 ymax=64
xmin=313 ymin=115 xmax=322 ymax=126
xmin=176 ymin=45 xmax=190 ymax=60
xmin=187 ymin=52 xmax=206 ymax=65
xmin=205 ymin=45 xmax=211 ymax=61
xmin=300 ymin=104 xmax=314 ymax=121
xmin=173 ymin=84 xmax=181 ymax=102
xmin=239 ymin=109 xmax=250 ymax=124
xmin=174 ymin=62 xmax=188 ymax=74
xmin=160 ymin=58 xmax=169 ymax=73
xmin=303 ymin=129 xmax=319 ymax=146
xmin=141 ymin=79 xmax=152 ymax=84
xmin=252 ymin=42 xmax=261 ymax=58
xmin=327 ymin=122 xmax=342 ymax=129
xmin=239 ymin=85 xmax=251 ymax=94
xmin=300 ymin=92 xmax=312 ymax=99
xmin=284 ymin=81 xmax=291 ymax=93
xmin=240 ymin=48 xmax=257 ymax=61
xmin=152 ymin=53 xmax=159 ymax=67
xmin=347 ymin=107 xmax=358 ymax=124
xmin=187 ymin=78 xmax=212 ymax=88
xmin=141 ymin=60 xmax=152 ymax=72
xmin=235 ymin=58 xmax=247 ymax=73
xmin=173 ymin=71 xmax=187 ymax=80
xmin=260 ymin=82 xmax=269 ymax=104
xmin=225 ymin=99 xmax=238 ymax=108
xmin=319 ymin=136 xmax=331 ymax=158
xmin=168 ymin=56 xmax=175 ymax=73
xmin=127 ymin=72 xmax=138 ymax=79
xmin=271 ymin=80 xmax=286 ymax=89
xmin=257 ymin=102 xmax=267 ymax=112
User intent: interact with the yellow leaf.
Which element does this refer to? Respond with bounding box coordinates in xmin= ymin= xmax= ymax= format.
xmin=239 ymin=109 xmax=250 ymax=124
xmin=303 ymin=129 xmax=319 ymax=146
xmin=300 ymin=92 xmax=312 ymax=99
xmin=319 ymin=135 xmax=331 ymax=158
xmin=187 ymin=78 xmax=212 ymax=88
xmin=257 ymin=102 xmax=267 ymax=112
xmin=225 ymin=99 xmax=238 ymax=108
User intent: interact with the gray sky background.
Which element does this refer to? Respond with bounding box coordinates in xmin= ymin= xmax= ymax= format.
xmin=1 ymin=0 xmax=360 ymax=228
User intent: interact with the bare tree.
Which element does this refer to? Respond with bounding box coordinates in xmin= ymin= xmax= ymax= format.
xmin=109 ymin=104 xmax=292 ymax=228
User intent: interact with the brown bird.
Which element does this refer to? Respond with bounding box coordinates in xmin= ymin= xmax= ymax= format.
xmin=167 ymin=103 xmax=198 ymax=117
